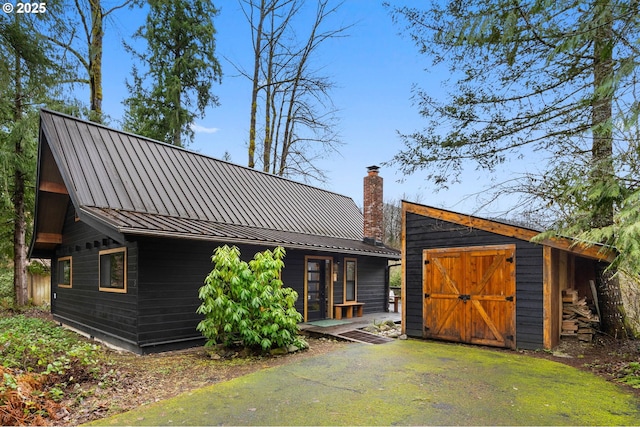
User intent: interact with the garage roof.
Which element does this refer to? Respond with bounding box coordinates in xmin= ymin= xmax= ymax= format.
xmin=29 ymin=110 xmax=399 ymax=259
xmin=403 ymin=201 xmax=615 ymax=262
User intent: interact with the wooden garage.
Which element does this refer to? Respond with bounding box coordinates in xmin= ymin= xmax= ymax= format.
xmin=402 ymin=201 xmax=613 ymax=350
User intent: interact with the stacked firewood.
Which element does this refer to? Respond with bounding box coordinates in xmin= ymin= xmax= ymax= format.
xmin=561 ymin=288 xmax=600 ymax=342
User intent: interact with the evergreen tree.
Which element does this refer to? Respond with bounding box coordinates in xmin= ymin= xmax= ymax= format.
xmin=123 ymin=0 xmax=222 ymax=147
xmin=388 ymin=0 xmax=639 ymax=337
xmin=0 ymin=11 xmax=63 ymax=305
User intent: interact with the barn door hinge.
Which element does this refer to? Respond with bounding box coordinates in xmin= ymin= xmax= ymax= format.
xmin=458 ymin=294 xmax=471 ymax=302
xmin=424 ymin=260 xmax=430 ymax=265
xmin=424 ymin=326 xmax=430 ymax=331
xmin=506 ymin=256 xmax=514 ymax=263
xmin=424 ymin=293 xmax=430 ymax=298
xmin=505 ymin=295 xmax=514 ymax=302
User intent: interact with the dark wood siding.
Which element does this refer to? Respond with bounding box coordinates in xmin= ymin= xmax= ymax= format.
xmin=53 ymin=214 xmax=391 ymax=353
xmin=52 ymin=204 xmax=139 ymax=352
xmin=353 ymin=255 xmax=389 ymax=314
xmin=405 ymin=212 xmax=544 ymax=350
xmin=135 ymin=239 xmax=390 ymax=351
xmin=136 ymin=237 xmax=213 ymax=351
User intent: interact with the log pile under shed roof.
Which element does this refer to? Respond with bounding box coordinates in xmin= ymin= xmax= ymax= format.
xmin=561 ymin=288 xmax=600 ymax=342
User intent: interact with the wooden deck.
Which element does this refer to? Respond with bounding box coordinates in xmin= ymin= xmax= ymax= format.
xmin=300 ymin=311 xmax=401 ymax=344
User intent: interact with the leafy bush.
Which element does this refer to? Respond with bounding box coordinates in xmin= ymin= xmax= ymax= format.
xmin=196 ymin=245 xmax=305 ymax=351
xmin=27 ymin=260 xmax=50 ymax=276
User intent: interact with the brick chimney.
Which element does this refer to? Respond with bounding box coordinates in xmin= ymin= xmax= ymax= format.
xmin=363 ymin=165 xmax=383 ymax=245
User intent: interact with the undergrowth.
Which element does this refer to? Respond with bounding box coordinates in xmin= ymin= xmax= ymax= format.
xmin=0 ymin=313 xmax=103 ymax=425
xmin=618 ymin=361 xmax=640 ymax=388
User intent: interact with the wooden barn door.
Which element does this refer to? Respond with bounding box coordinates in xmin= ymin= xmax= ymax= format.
xmin=423 ymin=245 xmax=516 ymax=349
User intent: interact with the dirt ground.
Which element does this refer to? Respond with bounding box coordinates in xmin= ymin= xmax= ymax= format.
xmin=8 ymin=309 xmax=639 ymax=426
xmin=57 ymin=333 xmax=349 ymax=426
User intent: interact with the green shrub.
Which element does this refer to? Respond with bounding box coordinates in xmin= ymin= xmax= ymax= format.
xmin=196 ymin=245 xmax=305 ymax=351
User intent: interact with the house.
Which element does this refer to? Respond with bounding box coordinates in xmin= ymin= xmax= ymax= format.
xmin=29 ymin=109 xmax=400 ymax=353
xmin=401 ymin=200 xmax=613 ymax=350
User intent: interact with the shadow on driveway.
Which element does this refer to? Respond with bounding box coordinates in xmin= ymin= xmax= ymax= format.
xmin=90 ymin=339 xmax=640 ymax=426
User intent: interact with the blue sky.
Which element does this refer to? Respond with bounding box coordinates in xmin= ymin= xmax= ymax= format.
xmin=94 ymin=0 xmax=525 ymax=215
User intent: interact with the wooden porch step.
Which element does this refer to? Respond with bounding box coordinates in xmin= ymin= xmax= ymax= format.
xmin=336 ymin=329 xmax=394 ymax=345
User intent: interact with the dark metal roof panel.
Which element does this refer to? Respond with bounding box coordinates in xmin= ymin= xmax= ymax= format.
xmin=41 ymin=110 xmax=364 ymax=241
xmin=83 ymin=207 xmax=400 ymax=258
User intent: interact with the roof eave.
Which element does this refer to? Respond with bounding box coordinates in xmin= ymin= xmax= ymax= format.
xmin=402 ymin=200 xmax=615 ymax=262
xmin=117 ymin=227 xmax=400 ymax=259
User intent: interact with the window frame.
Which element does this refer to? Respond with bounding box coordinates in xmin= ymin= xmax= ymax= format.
xmin=343 ymin=258 xmax=357 ymax=302
xmin=98 ymin=247 xmax=127 ymax=293
xmin=57 ymin=256 xmax=72 ymax=288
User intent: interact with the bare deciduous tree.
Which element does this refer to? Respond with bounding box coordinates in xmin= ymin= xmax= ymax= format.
xmin=48 ymin=0 xmax=138 ymax=122
xmin=239 ymin=0 xmax=349 ymax=182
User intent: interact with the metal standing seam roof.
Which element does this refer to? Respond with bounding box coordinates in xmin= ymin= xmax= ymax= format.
xmin=36 ymin=109 xmax=399 ymax=258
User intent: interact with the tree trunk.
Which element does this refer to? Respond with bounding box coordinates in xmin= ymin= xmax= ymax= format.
xmin=13 ymin=160 xmax=27 ymax=307
xmin=12 ymin=27 xmax=28 ymax=306
xmin=248 ymin=0 xmax=266 ymax=169
xmin=89 ymin=0 xmax=104 ymax=122
xmin=590 ymin=0 xmax=629 ymax=338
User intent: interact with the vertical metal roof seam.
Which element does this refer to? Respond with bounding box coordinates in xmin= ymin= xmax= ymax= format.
xmin=86 ymin=123 xmax=128 ymax=210
xmin=47 ymin=117 xmax=84 ymax=204
xmin=72 ymin=121 xmax=111 ymax=207
xmin=254 ymin=167 xmax=292 ymax=230
xmin=231 ymin=166 xmax=267 ymax=228
xmin=119 ymin=133 xmax=162 ymax=214
xmin=135 ymin=140 xmax=178 ymax=215
xmin=249 ymin=167 xmax=289 ymax=231
xmin=148 ymin=143 xmax=189 ymax=217
xmin=40 ymin=115 xmax=77 ymax=200
xmin=174 ymin=148 xmax=213 ymax=219
xmin=216 ymin=162 xmax=258 ymax=227
xmin=197 ymin=157 xmax=233 ymax=222
xmin=207 ymin=160 xmax=246 ymax=225
xmin=99 ymin=127 xmax=143 ymax=211
xmin=159 ymin=145 xmax=203 ymax=219
xmin=179 ymin=151 xmax=218 ymax=221
xmin=285 ymin=182 xmax=316 ymax=233
xmin=60 ymin=119 xmax=101 ymax=206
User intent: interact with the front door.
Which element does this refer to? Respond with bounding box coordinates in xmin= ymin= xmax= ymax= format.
xmin=306 ymin=258 xmax=332 ymax=321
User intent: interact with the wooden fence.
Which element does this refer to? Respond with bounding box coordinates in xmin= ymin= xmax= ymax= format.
xmin=27 ymin=273 xmax=50 ymax=306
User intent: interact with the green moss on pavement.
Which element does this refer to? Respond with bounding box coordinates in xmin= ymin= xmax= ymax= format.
xmin=88 ymin=340 xmax=640 ymax=426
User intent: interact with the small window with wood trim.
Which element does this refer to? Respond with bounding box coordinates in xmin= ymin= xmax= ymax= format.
xmin=344 ymin=258 xmax=357 ymax=302
xmin=57 ymin=257 xmax=72 ymax=288
xmin=99 ymin=248 xmax=127 ymax=293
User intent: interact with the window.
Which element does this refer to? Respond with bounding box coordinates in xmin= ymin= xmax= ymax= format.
xmin=99 ymin=248 xmax=127 ymax=293
xmin=57 ymin=257 xmax=72 ymax=288
xmin=344 ymin=258 xmax=357 ymax=302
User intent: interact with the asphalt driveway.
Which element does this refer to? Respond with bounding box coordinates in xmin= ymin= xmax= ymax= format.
xmin=90 ymin=339 xmax=640 ymax=426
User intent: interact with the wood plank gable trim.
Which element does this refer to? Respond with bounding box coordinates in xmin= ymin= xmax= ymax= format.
xmin=39 ymin=181 xmax=68 ymax=195
xmin=36 ymin=233 xmax=62 ymax=244
xmin=402 ymin=201 xmax=614 ymax=262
